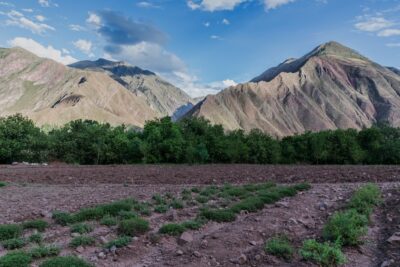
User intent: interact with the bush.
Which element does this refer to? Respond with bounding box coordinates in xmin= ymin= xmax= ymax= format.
xmin=22 ymin=220 xmax=48 ymax=232
xmin=230 ymin=196 xmax=265 ymax=213
xmin=70 ymin=223 xmax=93 ymax=234
xmin=69 ymin=236 xmax=95 ymax=248
xmin=181 ymin=220 xmax=204 ymax=230
xmin=99 ymin=200 xmax=134 ymax=216
xmin=265 ymin=236 xmax=294 ymax=260
xmin=73 ymin=207 xmax=104 ymax=222
xmin=0 ymin=251 xmax=31 ymax=267
xmin=118 ymin=218 xmax=150 ymax=236
xmin=1 ymin=238 xmax=26 ymax=250
xmin=170 ymin=199 xmax=184 ymax=209
xmin=29 ymin=233 xmax=43 ymax=244
xmin=323 ymin=210 xmax=368 ymax=246
xmin=292 ymin=183 xmax=312 ymax=192
xmin=152 ymin=194 xmax=166 ymax=205
xmin=159 ymin=224 xmax=186 ymax=236
xmin=348 ymin=184 xmax=381 ymax=216
xmin=0 ymin=224 xmax=22 ymax=241
xmin=195 ymin=196 xmax=209 ymax=204
xmin=300 ymin=239 xmax=346 ymax=266
xmin=39 ymin=256 xmax=93 ymax=267
xmin=154 ymin=205 xmax=168 ymax=213
xmin=0 ymin=182 xmax=7 ymax=187
xmin=52 ymin=211 xmax=74 ymax=226
xmin=133 ymin=202 xmax=152 ymax=216
xmin=201 ymin=209 xmax=236 ymax=222
xmin=104 ymin=236 xmax=132 ymax=249
xmin=100 ymin=215 xmax=117 ymax=226
xmin=29 ymin=245 xmax=60 ymax=259
xmin=118 ymin=210 xmax=138 ymax=220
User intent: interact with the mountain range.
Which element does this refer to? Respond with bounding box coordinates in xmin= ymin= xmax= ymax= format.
xmin=188 ymin=42 xmax=400 ymax=137
xmin=0 ymin=41 xmax=399 ymax=136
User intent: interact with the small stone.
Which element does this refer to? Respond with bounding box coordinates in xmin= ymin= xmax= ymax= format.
xmin=98 ymin=252 xmax=107 ymax=260
xmin=381 ymin=259 xmax=395 ymax=267
xmin=201 ymin=239 xmax=208 ymax=249
xmin=71 ymin=232 xmax=80 ymax=238
xmin=178 ymin=232 xmax=193 ymax=245
xmin=75 ymin=246 xmax=84 ymax=253
xmin=110 ymin=245 xmax=117 ymax=254
xmin=193 ymin=251 xmax=201 ymax=258
xmin=90 ymin=256 xmax=98 ymax=262
xmin=176 ymin=250 xmax=184 ymax=256
xmin=249 ymin=241 xmax=257 ymax=246
xmin=166 ymin=210 xmax=179 ymax=221
xmin=387 ymin=232 xmax=400 ymax=244
xmin=99 ymin=236 xmax=108 ymax=244
xmin=238 ymin=254 xmax=247 ymax=265
xmin=254 ymin=254 xmax=262 ymax=261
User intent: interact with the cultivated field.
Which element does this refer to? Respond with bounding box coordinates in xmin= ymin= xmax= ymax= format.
xmin=0 ymin=165 xmax=399 ymax=267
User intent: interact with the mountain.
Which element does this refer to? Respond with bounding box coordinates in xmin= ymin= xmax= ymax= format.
xmin=0 ymin=47 xmax=157 ymax=127
xmin=388 ymin=67 xmax=400 ymax=76
xmin=70 ymin=59 xmax=194 ymax=119
xmin=188 ymin=41 xmax=400 ymax=137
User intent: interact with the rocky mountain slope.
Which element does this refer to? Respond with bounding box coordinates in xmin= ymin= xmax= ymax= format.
xmin=188 ymin=42 xmax=400 ymax=137
xmin=70 ymin=59 xmax=194 ymax=119
xmin=0 ymin=47 xmax=157 ymax=127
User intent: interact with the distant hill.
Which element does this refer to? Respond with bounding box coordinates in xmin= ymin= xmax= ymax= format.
xmin=188 ymin=42 xmax=400 ymax=137
xmin=70 ymin=59 xmax=194 ymax=119
xmin=0 ymin=47 xmax=157 ymax=127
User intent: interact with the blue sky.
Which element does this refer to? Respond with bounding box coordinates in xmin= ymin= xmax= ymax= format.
xmin=1 ymin=0 xmax=400 ymax=97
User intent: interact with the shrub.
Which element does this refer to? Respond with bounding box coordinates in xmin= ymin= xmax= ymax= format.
xmin=300 ymin=239 xmax=346 ymax=266
xmin=159 ymin=224 xmax=186 ymax=236
xmin=69 ymin=236 xmax=95 ymax=248
xmin=118 ymin=210 xmax=138 ymax=220
xmin=29 ymin=233 xmax=43 ymax=244
xmin=265 ymin=236 xmax=294 ymax=260
xmin=230 ymin=196 xmax=265 ymax=213
xmin=152 ymin=194 xmax=166 ymax=205
xmin=39 ymin=256 xmax=93 ymax=267
xmin=170 ymin=199 xmax=184 ymax=209
xmin=200 ymin=209 xmax=236 ymax=223
xmin=323 ymin=209 xmax=368 ymax=246
xmin=200 ymin=186 xmax=219 ymax=197
xmin=0 ymin=182 xmax=7 ymax=188
xmin=293 ymin=183 xmax=312 ymax=192
xmin=22 ymin=220 xmax=48 ymax=232
xmin=29 ymin=245 xmax=60 ymax=259
xmin=70 ymin=223 xmax=93 ymax=234
xmin=275 ymin=187 xmax=297 ymax=197
xmin=118 ymin=218 xmax=150 ymax=236
xmin=0 ymin=224 xmax=22 ymax=241
xmin=191 ymin=187 xmax=200 ymax=193
xmin=0 ymin=251 xmax=31 ymax=267
xmin=104 ymin=236 xmax=132 ymax=249
xmin=100 ymin=215 xmax=117 ymax=226
xmin=257 ymin=191 xmax=282 ymax=204
xmin=154 ymin=205 xmax=168 ymax=213
xmin=99 ymin=200 xmax=133 ymax=216
xmin=195 ymin=196 xmax=209 ymax=204
xmin=52 ymin=211 xmax=74 ymax=226
xmin=181 ymin=220 xmax=204 ymax=230
xmin=347 ymin=184 xmax=381 ymax=216
xmin=2 ymin=238 xmax=26 ymax=250
xmin=73 ymin=207 xmax=103 ymax=222
xmin=133 ymin=202 xmax=152 ymax=216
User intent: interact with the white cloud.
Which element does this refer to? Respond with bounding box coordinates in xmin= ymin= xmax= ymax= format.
xmin=204 ymin=21 xmax=210 ymax=27
xmin=38 ymin=0 xmax=49 ymax=7
xmin=137 ymin=1 xmax=160 ymax=8
xmin=22 ymin=8 xmax=34 ymax=12
xmin=0 ymin=2 xmax=14 ymax=7
xmin=86 ymin=12 xmax=102 ymax=28
xmin=222 ymin=18 xmax=230 ymax=25
xmin=8 ymin=37 xmax=77 ymax=65
xmin=378 ymin=29 xmax=400 ymax=37
xmin=210 ymin=35 xmax=222 ymax=40
xmin=386 ymin=43 xmax=400 ymax=47
xmin=5 ymin=10 xmax=55 ymax=35
xmin=355 ymin=17 xmax=393 ymax=32
xmin=69 ymin=24 xmax=86 ymax=31
xmin=35 ymin=15 xmax=45 ymax=22
xmin=264 ymin=0 xmax=295 ymax=10
xmin=187 ymin=0 xmax=246 ymax=11
xmin=73 ymin=39 xmax=93 ymax=56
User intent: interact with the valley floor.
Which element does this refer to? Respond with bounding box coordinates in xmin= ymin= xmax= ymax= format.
xmin=0 ymin=165 xmax=399 ymax=267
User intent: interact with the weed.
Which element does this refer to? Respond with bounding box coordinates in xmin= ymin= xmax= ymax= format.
xmin=347 ymin=184 xmax=381 ymax=216
xmin=22 ymin=220 xmax=48 ymax=232
xmin=118 ymin=218 xmax=150 ymax=236
xmin=230 ymin=196 xmax=265 ymax=213
xmin=200 ymin=209 xmax=236 ymax=223
xmin=29 ymin=245 xmax=60 ymax=259
xmin=191 ymin=187 xmax=200 ymax=193
xmin=0 ymin=251 xmax=31 ymax=267
xmin=265 ymin=236 xmax=294 ymax=260
xmin=195 ymin=195 xmax=209 ymax=204
xmin=39 ymin=256 xmax=93 ymax=267
xmin=0 ymin=182 xmax=7 ymax=188
xmin=100 ymin=215 xmax=117 ymax=227
xmin=0 ymin=224 xmax=22 ymax=241
xmin=118 ymin=210 xmax=138 ymax=220
xmin=104 ymin=236 xmax=132 ymax=249
xmin=70 ymin=223 xmax=93 ymax=234
xmin=154 ymin=205 xmax=168 ymax=213
xmin=69 ymin=236 xmax=95 ymax=248
xmin=159 ymin=224 xmax=186 ymax=236
xmin=28 ymin=233 xmax=43 ymax=244
xmin=1 ymin=238 xmax=26 ymax=250
xmin=300 ymin=239 xmax=346 ymax=266
xmin=181 ymin=220 xmax=204 ymax=230
xmin=152 ymin=194 xmax=166 ymax=205
xmin=170 ymin=199 xmax=184 ymax=209
xmin=52 ymin=211 xmax=74 ymax=226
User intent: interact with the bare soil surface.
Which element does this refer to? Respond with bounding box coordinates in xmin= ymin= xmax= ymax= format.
xmin=0 ymin=165 xmax=399 ymax=267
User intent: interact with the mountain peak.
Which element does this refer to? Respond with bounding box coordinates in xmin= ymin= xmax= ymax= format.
xmin=309 ymin=41 xmax=368 ymax=60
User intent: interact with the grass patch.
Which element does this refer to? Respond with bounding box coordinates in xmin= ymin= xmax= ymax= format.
xmin=181 ymin=220 xmax=204 ymax=230
xmin=29 ymin=245 xmax=60 ymax=259
xmin=195 ymin=195 xmax=209 ymax=204
xmin=154 ymin=205 xmax=168 ymax=213
xmin=170 ymin=199 xmax=184 ymax=209
xmin=0 ymin=251 xmax=31 ymax=267
xmin=69 ymin=236 xmax=95 ymax=248
xmin=22 ymin=219 xmax=48 ymax=232
xmin=230 ymin=196 xmax=265 ymax=213
xmin=300 ymin=239 xmax=346 ymax=266
xmin=104 ymin=236 xmax=132 ymax=249
xmin=118 ymin=210 xmax=138 ymax=220
xmin=347 ymin=184 xmax=381 ymax=216
xmin=152 ymin=194 xmax=166 ymax=205
xmin=159 ymin=224 xmax=186 ymax=236
xmin=0 ymin=224 xmax=22 ymax=241
xmin=70 ymin=223 xmax=93 ymax=234
xmin=1 ymin=238 xmax=26 ymax=250
xmin=118 ymin=218 xmax=150 ymax=237
xmin=28 ymin=233 xmax=43 ymax=244
xmin=39 ymin=256 xmax=93 ymax=267
xmin=265 ymin=236 xmax=294 ymax=261
xmin=323 ymin=209 xmax=368 ymax=246
xmin=100 ymin=215 xmax=117 ymax=227
xmin=52 ymin=211 xmax=74 ymax=226
xmin=200 ymin=209 xmax=236 ymax=223
xmin=0 ymin=182 xmax=7 ymax=188
xmin=133 ymin=202 xmax=152 ymax=216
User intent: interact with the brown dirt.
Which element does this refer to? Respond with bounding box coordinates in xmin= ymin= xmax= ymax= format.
xmin=0 ymin=165 xmax=398 ymax=267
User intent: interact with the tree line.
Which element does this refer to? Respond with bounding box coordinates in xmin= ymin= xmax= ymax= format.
xmin=0 ymin=114 xmax=399 ymax=165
